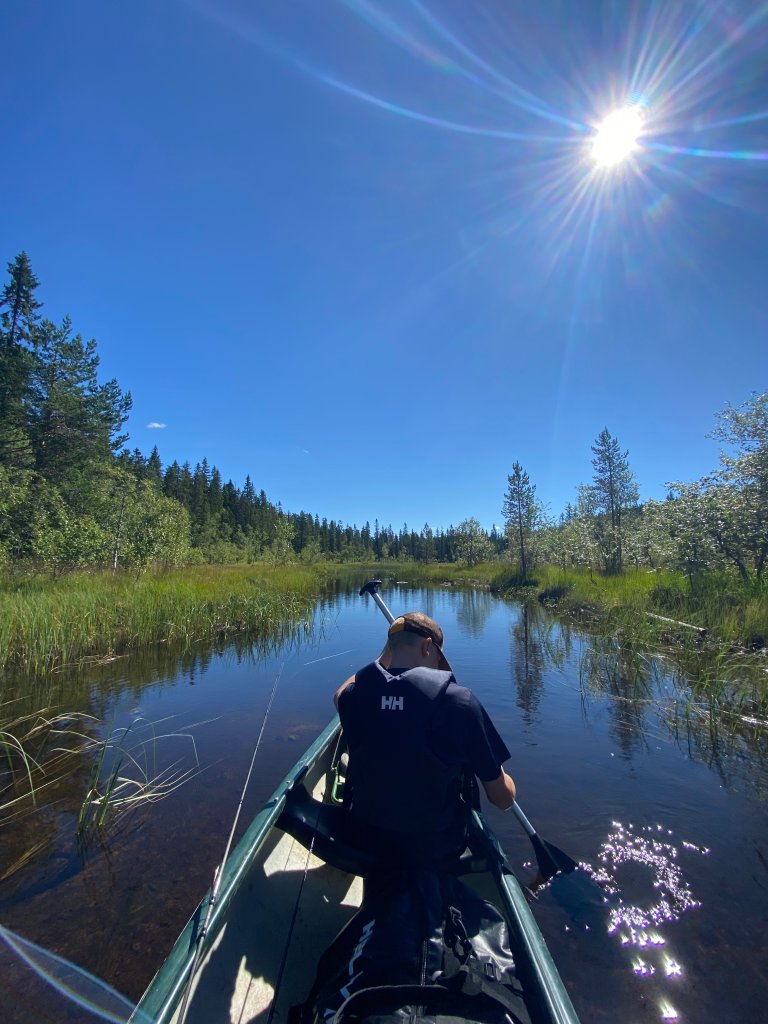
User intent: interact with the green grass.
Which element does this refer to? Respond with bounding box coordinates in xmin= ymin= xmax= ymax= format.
xmin=0 ymin=564 xmax=328 ymax=676
xmin=490 ymin=564 xmax=768 ymax=649
xmin=0 ymin=705 xmax=97 ymax=826
xmin=488 ymin=562 xmax=768 ymax=713
xmin=0 ymin=703 xmax=202 ymax=862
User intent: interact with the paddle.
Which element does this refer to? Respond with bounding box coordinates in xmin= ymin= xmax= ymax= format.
xmin=359 ymin=579 xmax=578 ymax=882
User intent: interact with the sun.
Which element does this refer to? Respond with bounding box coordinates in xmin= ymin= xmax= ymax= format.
xmin=591 ymin=105 xmax=643 ymax=167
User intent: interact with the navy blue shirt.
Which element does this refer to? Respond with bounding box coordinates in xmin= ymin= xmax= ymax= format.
xmin=382 ymin=666 xmax=511 ymax=781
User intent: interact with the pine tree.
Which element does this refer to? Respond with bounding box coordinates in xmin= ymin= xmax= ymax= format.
xmin=583 ymin=428 xmax=639 ymax=574
xmin=501 ymin=462 xmax=543 ymax=580
xmin=29 ymin=316 xmax=132 ymax=491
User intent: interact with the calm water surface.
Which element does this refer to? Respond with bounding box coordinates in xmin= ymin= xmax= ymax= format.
xmin=1 ymin=581 xmax=767 ymax=1023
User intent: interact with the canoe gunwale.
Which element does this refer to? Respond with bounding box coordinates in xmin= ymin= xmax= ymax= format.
xmin=468 ymin=810 xmax=579 ymax=1024
xmin=131 ymin=716 xmax=343 ymax=1024
xmin=133 ymin=716 xmax=580 ymax=1024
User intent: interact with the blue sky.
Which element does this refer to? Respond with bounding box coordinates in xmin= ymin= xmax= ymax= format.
xmin=2 ymin=1 xmax=766 ymax=532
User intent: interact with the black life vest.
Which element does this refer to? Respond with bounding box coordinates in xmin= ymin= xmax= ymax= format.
xmin=339 ymin=661 xmax=465 ymax=840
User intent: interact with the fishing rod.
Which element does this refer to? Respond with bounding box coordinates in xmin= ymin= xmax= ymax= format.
xmin=176 ymin=664 xmax=284 ymax=1024
xmin=359 ymin=579 xmax=577 ymax=882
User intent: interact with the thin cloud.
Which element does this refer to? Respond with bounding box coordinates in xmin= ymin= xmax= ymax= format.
xmin=146 ymin=422 xmax=167 ymax=429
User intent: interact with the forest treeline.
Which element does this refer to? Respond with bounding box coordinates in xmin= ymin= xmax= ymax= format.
xmin=1 ymin=252 xmax=766 ymax=588
xmin=0 ymin=252 xmax=498 ymax=570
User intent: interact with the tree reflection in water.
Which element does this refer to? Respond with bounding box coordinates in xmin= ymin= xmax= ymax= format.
xmin=509 ymin=600 xmax=572 ymax=724
xmin=454 ymin=587 xmax=494 ymax=638
xmin=572 ymin=626 xmax=768 ymax=799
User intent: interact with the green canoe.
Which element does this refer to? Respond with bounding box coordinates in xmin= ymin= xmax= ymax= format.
xmin=131 ymin=717 xmax=580 ymax=1024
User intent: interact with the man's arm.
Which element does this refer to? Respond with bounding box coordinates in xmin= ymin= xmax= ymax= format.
xmin=333 ymin=674 xmax=356 ymax=710
xmin=481 ymin=768 xmax=516 ymax=810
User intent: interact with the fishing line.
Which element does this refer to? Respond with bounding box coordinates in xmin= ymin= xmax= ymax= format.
xmin=303 ymin=649 xmax=355 ymax=666
xmin=177 ymin=663 xmax=285 ymax=1024
xmin=266 ymin=727 xmax=347 ymax=1024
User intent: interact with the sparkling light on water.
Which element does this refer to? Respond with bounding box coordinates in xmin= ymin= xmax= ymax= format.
xmin=664 ymin=957 xmax=683 ymax=977
xmin=592 ymin=822 xmax=706 ymax=936
xmin=660 ymin=1001 xmax=680 ymax=1021
xmin=581 ymin=820 xmax=709 ymax=1019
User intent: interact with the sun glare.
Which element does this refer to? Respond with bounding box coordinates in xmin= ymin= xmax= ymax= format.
xmin=591 ymin=106 xmax=643 ymax=167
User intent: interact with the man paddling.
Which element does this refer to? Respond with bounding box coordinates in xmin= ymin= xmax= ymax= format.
xmin=334 ymin=611 xmax=516 ymax=869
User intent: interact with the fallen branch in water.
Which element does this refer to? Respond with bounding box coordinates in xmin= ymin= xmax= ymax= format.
xmin=646 ymin=612 xmax=707 ymax=636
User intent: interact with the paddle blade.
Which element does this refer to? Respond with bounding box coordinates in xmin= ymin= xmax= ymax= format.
xmin=530 ymin=833 xmax=578 ymax=881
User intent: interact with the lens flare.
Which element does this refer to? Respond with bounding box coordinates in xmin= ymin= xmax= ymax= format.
xmin=591 ymin=106 xmax=644 ymax=166
xmin=0 ymin=923 xmax=150 ymax=1023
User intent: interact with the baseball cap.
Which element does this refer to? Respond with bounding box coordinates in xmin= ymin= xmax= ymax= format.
xmin=387 ymin=612 xmax=450 ymax=670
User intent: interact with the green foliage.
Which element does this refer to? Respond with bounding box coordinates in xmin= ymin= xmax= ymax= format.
xmin=76 ymin=717 xmax=200 ymax=839
xmin=29 ymin=315 xmax=131 ymax=487
xmin=118 ymin=481 xmax=191 ymax=570
xmin=454 ymin=517 xmax=495 ymax=567
xmin=266 ymin=515 xmax=296 ymax=566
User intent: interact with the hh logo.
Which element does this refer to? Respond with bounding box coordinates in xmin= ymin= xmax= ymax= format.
xmin=381 ymin=695 xmax=404 ymax=711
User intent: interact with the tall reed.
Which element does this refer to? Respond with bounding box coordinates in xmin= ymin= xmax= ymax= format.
xmin=0 ymin=565 xmax=324 ymax=676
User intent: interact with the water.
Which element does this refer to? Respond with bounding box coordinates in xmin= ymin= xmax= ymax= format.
xmin=1 ymin=581 xmax=767 ymax=1023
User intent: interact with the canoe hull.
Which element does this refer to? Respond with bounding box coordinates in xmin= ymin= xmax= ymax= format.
xmin=132 ymin=718 xmax=579 ymax=1024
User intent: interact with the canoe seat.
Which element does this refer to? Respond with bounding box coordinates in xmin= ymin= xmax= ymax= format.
xmin=277 ymin=782 xmax=490 ymax=878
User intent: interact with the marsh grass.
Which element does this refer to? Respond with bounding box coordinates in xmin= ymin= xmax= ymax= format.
xmin=76 ymin=716 xmax=201 ymax=840
xmin=490 ymin=564 xmax=767 ymax=649
xmin=485 ymin=564 xmax=767 ymax=715
xmin=1 ymin=704 xmax=202 ymax=874
xmin=0 ymin=705 xmax=97 ymax=824
xmin=0 ymin=564 xmax=324 ymax=676
xmin=0 ymin=838 xmax=50 ymax=883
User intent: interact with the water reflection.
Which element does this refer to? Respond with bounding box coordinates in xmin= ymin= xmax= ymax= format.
xmin=1 ymin=580 xmax=767 ymax=1024
xmin=573 ymin=631 xmax=768 ymax=799
xmin=577 ymin=635 xmax=659 ymax=758
xmin=510 ymin=603 xmax=547 ymax=723
xmin=3 ymin=629 xmax=313 ymax=725
xmin=508 ymin=601 xmax=575 ymax=723
xmin=454 ymin=587 xmax=495 ymax=638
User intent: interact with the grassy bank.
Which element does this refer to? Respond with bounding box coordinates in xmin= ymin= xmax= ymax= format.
xmin=0 ymin=564 xmax=338 ymax=676
xmin=489 ymin=564 xmax=768 ymax=650
xmin=3 ymin=559 xmax=764 ymax=678
xmin=488 ymin=564 xmax=768 ymax=715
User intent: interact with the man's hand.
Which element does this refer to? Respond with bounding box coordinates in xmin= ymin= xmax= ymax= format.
xmin=481 ymin=769 xmax=516 ymax=811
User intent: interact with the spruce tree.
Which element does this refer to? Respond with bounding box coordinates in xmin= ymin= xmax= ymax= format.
xmin=501 ymin=462 xmax=543 ymax=580
xmin=584 ymin=428 xmax=639 ymax=574
xmin=1 ymin=252 xmax=42 ymax=350
xmin=0 ymin=252 xmax=42 ymax=467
